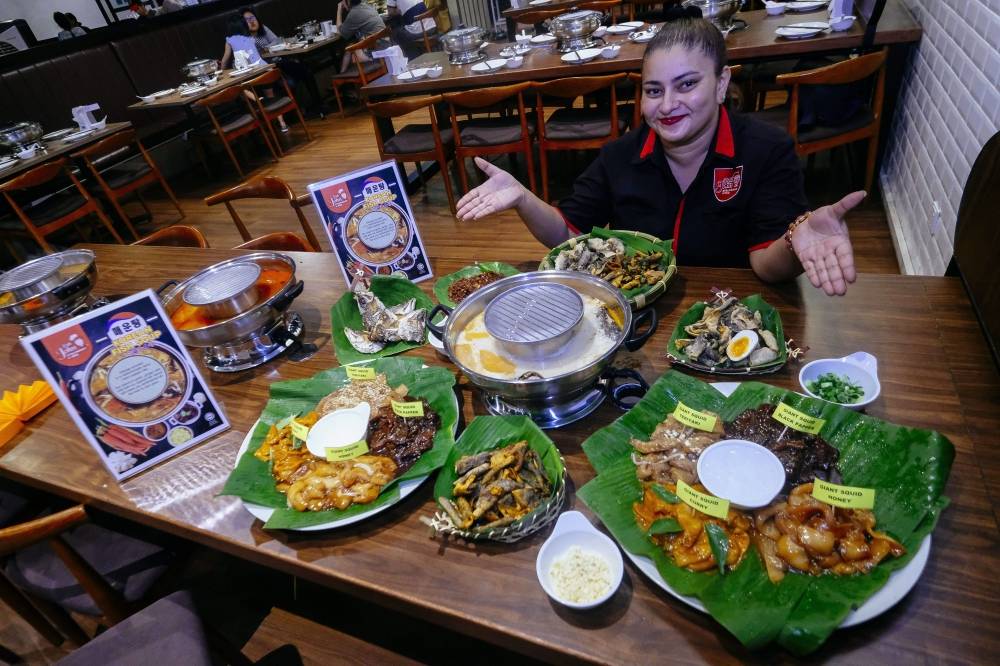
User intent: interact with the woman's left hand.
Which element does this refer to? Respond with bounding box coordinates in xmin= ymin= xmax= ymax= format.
xmin=791 ymin=190 xmax=865 ymax=296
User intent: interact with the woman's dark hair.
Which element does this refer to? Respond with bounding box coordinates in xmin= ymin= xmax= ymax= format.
xmin=53 ymin=12 xmax=72 ymax=30
xmin=227 ymin=12 xmax=251 ymax=37
xmin=239 ymin=7 xmax=266 ymax=33
xmin=642 ymin=17 xmax=728 ymax=76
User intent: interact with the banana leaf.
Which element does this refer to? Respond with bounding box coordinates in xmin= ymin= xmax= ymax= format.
xmin=433 ymin=415 xmax=564 ymax=530
xmin=667 ymin=293 xmax=788 ymax=374
xmin=432 ymin=262 xmax=520 ymax=308
xmin=577 ymin=370 xmax=954 ymax=654
xmin=220 ymin=357 xmax=458 ymax=529
xmin=330 ymin=276 xmax=434 ymax=365
xmin=539 ymin=227 xmax=677 ymax=303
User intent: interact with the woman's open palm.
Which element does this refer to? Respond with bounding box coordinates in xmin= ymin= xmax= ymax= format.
xmin=792 ymin=190 xmax=865 ymax=296
xmin=456 ymin=157 xmax=524 ymax=221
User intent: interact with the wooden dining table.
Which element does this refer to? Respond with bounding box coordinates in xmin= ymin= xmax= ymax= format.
xmin=0 ymin=122 xmax=132 ymax=183
xmin=127 ymin=65 xmax=278 ymax=112
xmin=1 ymin=238 xmax=997 ymax=662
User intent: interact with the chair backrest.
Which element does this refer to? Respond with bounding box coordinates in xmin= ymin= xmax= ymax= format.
xmin=245 ymin=67 xmax=283 ymax=88
xmin=205 ymin=176 xmax=320 ymax=249
xmin=132 ymin=225 xmax=209 ymax=248
xmin=442 ymin=81 xmax=532 ymax=111
xmin=533 ymin=72 xmax=625 ymax=100
xmin=0 ymin=158 xmax=67 ymax=193
xmin=234 ymin=231 xmax=316 ymax=252
xmin=366 ymin=94 xmax=444 ymax=158
xmin=71 ymin=129 xmax=138 ymax=162
xmin=514 ymin=8 xmax=565 ymax=26
xmin=346 ymin=27 xmax=391 ymax=84
xmin=576 ymin=0 xmax=622 ymax=22
xmin=194 ymin=84 xmax=246 ymax=109
xmin=414 ymin=6 xmax=441 ymax=52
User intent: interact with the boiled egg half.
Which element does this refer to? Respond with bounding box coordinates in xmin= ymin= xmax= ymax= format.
xmin=726 ymin=329 xmax=759 ymax=363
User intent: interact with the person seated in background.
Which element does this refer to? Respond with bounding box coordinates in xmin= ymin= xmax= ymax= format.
xmin=219 ymin=11 xmax=290 ymax=132
xmin=336 ymin=0 xmax=389 ymax=71
xmin=131 ymin=0 xmax=190 ymax=17
xmin=386 ymin=0 xmax=436 ymax=59
xmin=53 ymin=12 xmax=85 ymax=40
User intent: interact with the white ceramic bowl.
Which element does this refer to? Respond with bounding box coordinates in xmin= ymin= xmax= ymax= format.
xmin=601 ymin=44 xmax=621 ymax=59
xmin=536 ymin=511 xmax=623 ymax=610
xmin=799 ymin=351 xmax=880 ymax=410
xmin=16 ymin=147 xmax=36 ymax=160
xmin=593 ymin=26 xmax=607 ymax=38
xmin=506 ymin=56 xmax=524 ymax=68
xmin=697 ymin=440 xmax=786 ymax=509
xmin=426 ymin=65 xmax=443 ymax=78
xmin=830 ymin=15 xmax=857 ymax=31
xmin=765 ymin=2 xmax=787 ymax=15
xmin=305 ymin=403 xmax=370 ymax=458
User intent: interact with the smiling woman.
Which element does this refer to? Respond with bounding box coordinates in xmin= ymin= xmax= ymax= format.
xmin=455 ymin=17 xmax=866 ymax=297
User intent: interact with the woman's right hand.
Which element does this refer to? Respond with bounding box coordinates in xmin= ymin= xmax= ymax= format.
xmin=456 ymin=157 xmax=526 ymax=221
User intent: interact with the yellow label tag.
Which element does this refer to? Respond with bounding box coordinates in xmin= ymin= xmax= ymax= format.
xmin=289 ymin=420 xmax=310 ymax=441
xmin=812 ymin=478 xmax=875 ymax=509
xmin=391 ymin=400 xmax=424 ymax=418
xmin=325 ymin=440 xmax=369 ymax=462
xmin=346 ymin=365 xmax=376 ymax=380
xmin=673 ymin=401 xmax=717 ymax=432
xmin=676 ymin=479 xmax=730 ymax=519
xmin=771 ymin=402 xmax=826 ymax=435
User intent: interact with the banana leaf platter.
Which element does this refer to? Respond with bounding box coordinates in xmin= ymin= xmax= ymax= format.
xmin=432 ymin=262 xmax=521 ymax=308
xmin=427 ymin=415 xmax=565 ymax=542
xmin=539 ymin=227 xmax=677 ymax=309
xmin=220 ymin=357 xmax=458 ymax=530
xmin=667 ymin=293 xmax=788 ymax=375
xmin=577 ymin=370 xmax=954 ymax=655
xmin=330 ymin=276 xmax=434 ymax=365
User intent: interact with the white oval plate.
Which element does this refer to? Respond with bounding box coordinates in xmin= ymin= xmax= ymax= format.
xmin=180 ymin=86 xmax=207 ymax=95
xmin=629 ymin=31 xmax=655 ymax=43
xmin=561 ymin=48 xmax=602 ymax=64
xmin=471 ymin=59 xmax=508 ymax=72
xmin=606 ymin=24 xmax=638 ymax=34
xmin=396 ymin=68 xmax=429 ymax=80
xmin=786 ymin=0 xmax=829 ymax=11
xmin=0 ymin=158 xmax=18 ymax=171
xmin=776 ymin=22 xmax=829 ymax=38
xmin=530 ymin=33 xmax=557 ymax=44
xmin=529 ymin=0 xmax=552 ymax=5
xmin=41 ymin=127 xmax=76 ymax=140
xmin=62 ymin=129 xmax=96 ymax=142
xmin=620 ymin=21 xmax=645 ymax=28
xmin=622 ymin=380 xmax=932 ymax=628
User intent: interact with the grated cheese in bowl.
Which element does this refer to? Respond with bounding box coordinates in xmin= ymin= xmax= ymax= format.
xmin=549 ymin=545 xmax=612 ymax=604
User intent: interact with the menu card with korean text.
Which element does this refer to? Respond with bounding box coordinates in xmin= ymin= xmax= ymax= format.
xmin=308 ymin=160 xmax=432 ymax=287
xmin=21 ymin=290 xmax=229 ymax=481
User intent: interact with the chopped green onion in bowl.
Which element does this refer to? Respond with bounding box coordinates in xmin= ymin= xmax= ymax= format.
xmin=806 ymin=372 xmax=865 ymax=404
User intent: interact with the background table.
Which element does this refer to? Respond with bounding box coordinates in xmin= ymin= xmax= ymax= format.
xmin=1 ymin=242 xmax=997 ymax=663
xmin=0 ymin=122 xmax=132 ymax=182
xmin=127 ymin=65 xmax=277 ymax=111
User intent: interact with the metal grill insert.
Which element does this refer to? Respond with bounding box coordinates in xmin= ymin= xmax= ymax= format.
xmin=484 ymin=283 xmax=583 ymax=344
xmin=183 ymin=262 xmax=261 ymax=306
xmin=0 ymin=255 xmax=62 ymax=293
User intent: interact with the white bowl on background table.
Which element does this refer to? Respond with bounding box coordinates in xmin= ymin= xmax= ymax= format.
xmin=506 ymin=56 xmax=524 ymax=68
xmin=426 ymin=65 xmax=443 ymax=78
xmin=16 ymin=146 xmax=36 ymax=160
xmin=601 ymin=44 xmax=621 ymax=59
xmin=830 ymin=15 xmax=857 ymax=31
xmin=764 ymin=1 xmax=787 ymax=15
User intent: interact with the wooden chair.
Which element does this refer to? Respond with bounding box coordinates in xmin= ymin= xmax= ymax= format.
xmin=513 ymin=8 xmax=565 ymax=30
xmin=192 ymin=85 xmax=279 ymax=179
xmin=244 ymin=68 xmax=313 ymax=157
xmin=330 ymin=27 xmax=390 ymax=118
xmin=577 ymin=0 xmax=622 ymax=24
xmin=204 ymin=175 xmax=321 ymax=250
xmin=625 ymin=0 xmax=676 ymax=22
xmin=132 ymin=225 xmax=209 ymax=248
xmin=443 ymin=82 xmax=537 ymax=196
xmin=752 ymin=49 xmax=887 ymax=193
xmin=234 ymin=232 xmax=316 ymax=252
xmin=72 ymin=129 xmax=184 ymax=241
xmin=414 ymin=5 xmax=442 ymax=53
xmin=533 ymin=74 xmax=626 ymax=202
xmin=0 ymin=159 xmax=124 ymax=254
xmin=367 ymin=94 xmax=456 ymax=212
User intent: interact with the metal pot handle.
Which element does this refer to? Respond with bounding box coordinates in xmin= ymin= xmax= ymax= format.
xmin=271 ymin=280 xmax=305 ymax=311
xmin=601 ymin=367 xmax=649 ymax=411
xmin=155 ymin=279 xmax=179 ymax=297
xmin=624 ymin=307 xmax=658 ymax=352
xmin=426 ymin=303 xmax=452 ymax=339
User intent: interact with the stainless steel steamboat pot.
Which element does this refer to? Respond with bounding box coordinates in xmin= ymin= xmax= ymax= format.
xmin=0 ymin=249 xmax=98 ymax=335
xmin=441 ymin=26 xmax=487 ymax=64
xmin=0 ymin=121 xmax=42 ymax=149
xmin=182 ymin=58 xmax=218 ymax=79
xmin=296 ymin=20 xmax=321 ymax=38
xmin=426 ymin=271 xmax=657 ymax=423
xmin=549 ymin=10 xmax=603 ymax=52
xmin=683 ymin=0 xmax=742 ymax=29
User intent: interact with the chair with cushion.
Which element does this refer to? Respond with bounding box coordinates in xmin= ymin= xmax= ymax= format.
xmin=330 ymin=28 xmax=390 ymax=118
xmin=244 ymin=68 xmax=313 ymax=156
xmin=132 ymin=225 xmax=210 ymax=248
xmin=443 ymin=82 xmax=537 ymax=196
xmin=0 ymin=159 xmax=125 ymax=254
xmin=533 ymin=74 xmax=626 ymax=202
xmin=204 ymin=176 xmax=321 ymax=250
xmin=414 ymin=5 xmax=442 ymax=53
xmin=367 ymin=93 xmax=456 ymax=211
xmin=234 ymin=232 xmax=316 ymax=252
xmin=750 ymin=49 xmax=887 ymax=193
xmin=72 ymin=129 xmax=184 ymax=241
xmin=192 ymin=85 xmax=279 ymax=179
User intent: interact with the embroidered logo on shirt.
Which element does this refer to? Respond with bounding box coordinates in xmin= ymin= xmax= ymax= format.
xmin=713 ymin=166 xmax=743 ymax=202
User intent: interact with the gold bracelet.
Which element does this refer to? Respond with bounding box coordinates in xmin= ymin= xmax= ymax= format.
xmin=785 ymin=211 xmax=810 ymax=252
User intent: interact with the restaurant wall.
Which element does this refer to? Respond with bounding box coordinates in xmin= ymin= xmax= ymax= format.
xmin=0 ymin=0 xmax=110 ymax=42
xmin=880 ymin=0 xmax=1000 ymax=275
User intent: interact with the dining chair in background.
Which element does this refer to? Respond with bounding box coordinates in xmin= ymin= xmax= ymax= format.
xmin=533 ymin=73 xmax=627 ymax=203
xmin=244 ymin=68 xmax=313 ymax=156
xmin=414 ymin=5 xmax=442 ymax=53
xmin=576 ymin=0 xmax=623 ymax=24
xmin=0 ymin=158 xmax=125 ymax=254
xmin=511 ymin=8 xmax=564 ymax=32
xmin=366 ymin=93 xmax=456 ymax=212
xmin=132 ymin=224 xmax=210 ymax=248
xmin=330 ymin=27 xmax=390 ymax=118
xmin=443 ymin=82 xmax=537 ymax=196
xmin=625 ymin=0 xmax=679 ymax=23
xmin=204 ymin=175 xmax=321 ymax=250
xmin=72 ymin=128 xmax=185 ymax=241
xmin=751 ymin=49 xmax=887 ymax=193
xmin=233 ymin=232 xmax=316 ymax=252
xmin=191 ymin=85 xmax=279 ymax=179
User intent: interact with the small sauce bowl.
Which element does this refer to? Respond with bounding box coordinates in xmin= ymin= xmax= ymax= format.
xmin=798 ymin=351 xmax=880 ymax=410
xmin=601 ymin=44 xmax=620 ymax=59
xmin=305 ymin=402 xmax=370 ymax=458
xmin=536 ymin=511 xmax=623 ymax=610
xmin=506 ymin=56 xmax=524 ymax=69
xmin=765 ymin=1 xmax=787 ymax=15
xmin=426 ymin=65 xmax=444 ymax=78
xmin=830 ymin=15 xmax=857 ymax=31
xmin=697 ymin=439 xmax=786 ymax=510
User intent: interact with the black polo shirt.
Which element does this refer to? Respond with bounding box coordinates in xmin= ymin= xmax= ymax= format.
xmin=557 ymin=106 xmax=808 ymax=268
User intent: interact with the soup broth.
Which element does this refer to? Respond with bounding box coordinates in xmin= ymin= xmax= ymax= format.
xmin=169 ymin=264 xmax=292 ymax=330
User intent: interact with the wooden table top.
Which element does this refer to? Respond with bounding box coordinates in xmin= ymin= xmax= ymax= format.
xmin=1 ymin=240 xmax=997 ymax=663
xmin=263 ymin=33 xmax=341 ymax=58
xmin=0 ymin=122 xmax=132 ymax=182
xmin=364 ymin=1 xmax=921 ymax=96
xmin=127 ymin=65 xmax=277 ymax=111
xmin=503 ymin=0 xmax=582 ymax=20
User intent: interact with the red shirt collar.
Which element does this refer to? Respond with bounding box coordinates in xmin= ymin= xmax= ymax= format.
xmin=637 ymin=105 xmax=735 ymax=160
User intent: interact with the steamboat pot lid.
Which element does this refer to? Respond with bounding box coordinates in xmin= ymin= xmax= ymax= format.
xmin=483 ymin=282 xmax=583 ymax=345
xmin=0 ymin=249 xmax=94 ymax=303
xmin=182 ymin=262 xmax=261 ymax=307
xmin=553 ymin=9 xmax=601 ymax=23
xmin=0 ymin=255 xmax=63 ymax=294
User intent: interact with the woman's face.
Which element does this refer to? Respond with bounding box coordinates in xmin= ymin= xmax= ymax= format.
xmin=641 ymin=45 xmax=729 ymax=149
xmin=244 ymin=12 xmax=260 ymax=32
